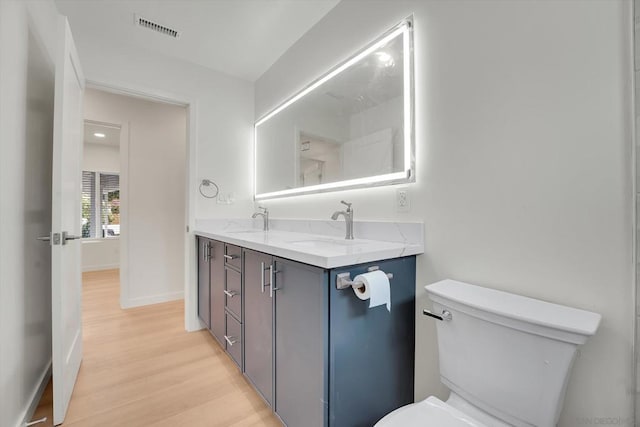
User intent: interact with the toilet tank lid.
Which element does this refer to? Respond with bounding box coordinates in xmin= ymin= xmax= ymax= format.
xmin=426 ymin=280 xmax=601 ymax=336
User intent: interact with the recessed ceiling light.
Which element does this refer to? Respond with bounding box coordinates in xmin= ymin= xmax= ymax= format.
xmin=374 ymin=51 xmax=395 ymax=68
xmin=94 ymin=133 xmax=106 ymax=138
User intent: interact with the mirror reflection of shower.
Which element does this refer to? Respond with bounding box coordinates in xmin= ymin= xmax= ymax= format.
xmin=298 ymin=132 xmax=341 ymax=187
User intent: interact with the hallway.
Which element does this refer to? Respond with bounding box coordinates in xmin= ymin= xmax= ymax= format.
xmin=33 ymin=269 xmax=279 ymax=426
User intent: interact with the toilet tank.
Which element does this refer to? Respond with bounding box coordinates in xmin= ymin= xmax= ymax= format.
xmin=425 ymin=280 xmax=601 ymax=427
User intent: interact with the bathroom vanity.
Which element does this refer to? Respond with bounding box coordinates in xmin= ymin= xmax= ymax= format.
xmin=194 ymin=221 xmax=423 ymax=427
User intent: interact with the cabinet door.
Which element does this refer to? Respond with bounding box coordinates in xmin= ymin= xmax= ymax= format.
xmin=243 ymin=249 xmax=274 ymax=406
xmin=197 ymin=237 xmax=210 ymax=329
xmin=329 ymin=257 xmax=416 ymax=426
xmin=209 ymin=240 xmax=226 ymax=345
xmin=274 ymin=257 xmax=328 ymax=427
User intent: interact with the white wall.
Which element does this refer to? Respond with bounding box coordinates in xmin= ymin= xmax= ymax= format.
xmin=83 ymin=143 xmax=119 ymax=173
xmin=82 ymin=238 xmax=119 ymax=272
xmin=255 ymin=0 xmax=635 ymax=425
xmin=82 ymin=142 xmax=121 ymax=272
xmin=83 ymin=88 xmax=187 ymax=306
xmin=69 ymin=35 xmax=255 ymax=220
xmin=0 ymin=1 xmax=58 ymax=426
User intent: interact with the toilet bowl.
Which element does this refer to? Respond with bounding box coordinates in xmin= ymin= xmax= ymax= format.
xmin=375 ymin=279 xmax=601 ymax=427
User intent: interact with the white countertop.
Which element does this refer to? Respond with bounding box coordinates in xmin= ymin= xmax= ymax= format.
xmin=194 ymin=224 xmax=424 ymax=269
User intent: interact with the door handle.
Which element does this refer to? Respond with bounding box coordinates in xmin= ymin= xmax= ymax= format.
xmin=62 ymin=231 xmax=80 ymax=245
xmin=261 ymin=261 xmax=265 ymax=293
xmin=38 ymin=233 xmax=60 ymax=245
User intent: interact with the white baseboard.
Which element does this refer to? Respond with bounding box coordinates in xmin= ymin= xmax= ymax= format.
xmin=18 ymin=360 xmax=51 ymax=427
xmin=82 ymin=263 xmax=119 ymax=272
xmin=122 ymin=291 xmax=184 ymax=308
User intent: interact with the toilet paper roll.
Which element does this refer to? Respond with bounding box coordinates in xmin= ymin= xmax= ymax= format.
xmin=352 ymin=270 xmax=391 ymax=312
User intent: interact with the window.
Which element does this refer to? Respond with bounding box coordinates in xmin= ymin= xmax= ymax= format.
xmin=82 ymin=171 xmax=120 ymax=238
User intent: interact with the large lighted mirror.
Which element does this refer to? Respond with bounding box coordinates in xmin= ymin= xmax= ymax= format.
xmin=254 ymin=18 xmax=414 ymax=200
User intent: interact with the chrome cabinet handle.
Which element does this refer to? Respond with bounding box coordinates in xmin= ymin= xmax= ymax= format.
xmin=223 ymin=290 xmax=238 ymax=298
xmin=423 ymin=309 xmax=452 ymax=321
xmin=223 ymin=335 xmax=237 ymax=346
xmin=260 ymin=261 xmax=265 ymax=293
xmin=203 ymin=242 xmax=210 ymax=261
xmin=224 ymin=254 xmax=238 ymax=260
xmin=269 ymin=264 xmax=280 ymax=298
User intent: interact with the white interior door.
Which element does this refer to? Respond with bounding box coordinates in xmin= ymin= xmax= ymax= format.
xmin=51 ymin=16 xmax=85 ymax=425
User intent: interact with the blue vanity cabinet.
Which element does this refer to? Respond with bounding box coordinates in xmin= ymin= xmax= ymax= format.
xmin=197 ymin=237 xmax=211 ymax=329
xmin=270 ymin=256 xmax=415 ymax=427
xmin=243 ymin=249 xmax=274 ymax=406
xmin=328 ymin=256 xmax=416 ymax=426
xmin=197 ymin=234 xmax=416 ymax=427
xmin=273 ymin=257 xmax=329 ymax=427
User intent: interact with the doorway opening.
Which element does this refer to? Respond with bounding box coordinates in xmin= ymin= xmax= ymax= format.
xmin=81 ymin=87 xmax=188 ymax=309
xmin=31 ymin=87 xmax=191 ymax=426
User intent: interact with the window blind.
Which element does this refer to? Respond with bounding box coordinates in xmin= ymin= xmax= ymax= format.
xmin=100 ymin=174 xmax=120 ymax=237
xmin=82 ymin=171 xmax=96 ymax=238
xmin=81 ymin=171 xmax=120 ymax=238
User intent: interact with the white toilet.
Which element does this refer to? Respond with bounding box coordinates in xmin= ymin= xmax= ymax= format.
xmin=376 ymin=279 xmax=601 ymax=427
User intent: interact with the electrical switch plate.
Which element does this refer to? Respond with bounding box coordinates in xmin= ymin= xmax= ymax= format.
xmin=397 ymin=188 xmax=410 ymax=212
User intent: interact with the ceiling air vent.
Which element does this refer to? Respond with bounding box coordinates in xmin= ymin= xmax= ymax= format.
xmin=135 ymin=14 xmax=181 ymax=39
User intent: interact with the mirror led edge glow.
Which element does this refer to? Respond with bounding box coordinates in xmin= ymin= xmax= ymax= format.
xmin=254 ymin=18 xmax=415 ymax=201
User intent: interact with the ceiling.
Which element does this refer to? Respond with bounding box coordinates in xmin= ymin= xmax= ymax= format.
xmin=55 ymin=0 xmax=340 ymax=82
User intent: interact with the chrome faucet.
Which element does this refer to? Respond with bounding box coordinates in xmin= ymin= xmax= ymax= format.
xmin=252 ymin=206 xmax=269 ymax=231
xmin=331 ymin=200 xmax=354 ymax=240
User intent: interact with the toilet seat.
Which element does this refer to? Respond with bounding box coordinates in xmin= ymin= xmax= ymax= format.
xmin=375 ymin=396 xmax=487 ymax=427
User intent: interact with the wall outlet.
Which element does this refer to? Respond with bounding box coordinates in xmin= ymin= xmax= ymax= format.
xmin=396 ymin=188 xmax=410 ymax=212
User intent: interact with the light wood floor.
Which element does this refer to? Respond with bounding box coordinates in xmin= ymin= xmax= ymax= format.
xmin=31 ymin=269 xmax=281 ymax=426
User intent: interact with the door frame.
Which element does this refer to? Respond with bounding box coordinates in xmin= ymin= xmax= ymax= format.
xmin=85 ymin=78 xmax=201 ymax=332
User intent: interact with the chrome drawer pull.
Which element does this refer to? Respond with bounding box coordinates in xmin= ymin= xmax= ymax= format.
xmin=223 ymin=290 xmax=238 ymax=298
xmin=223 ymin=335 xmax=237 ymax=346
xmin=223 ymin=254 xmax=238 ymax=260
xmin=423 ymin=309 xmax=452 ymax=321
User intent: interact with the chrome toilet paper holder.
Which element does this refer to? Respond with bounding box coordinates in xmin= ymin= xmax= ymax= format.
xmin=336 ymin=265 xmax=393 ymax=290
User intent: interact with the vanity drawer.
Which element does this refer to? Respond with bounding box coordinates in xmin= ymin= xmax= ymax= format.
xmin=225 ymin=311 xmax=243 ymax=369
xmin=224 ymin=244 xmax=242 ymax=270
xmin=225 ymin=267 xmax=242 ymax=320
